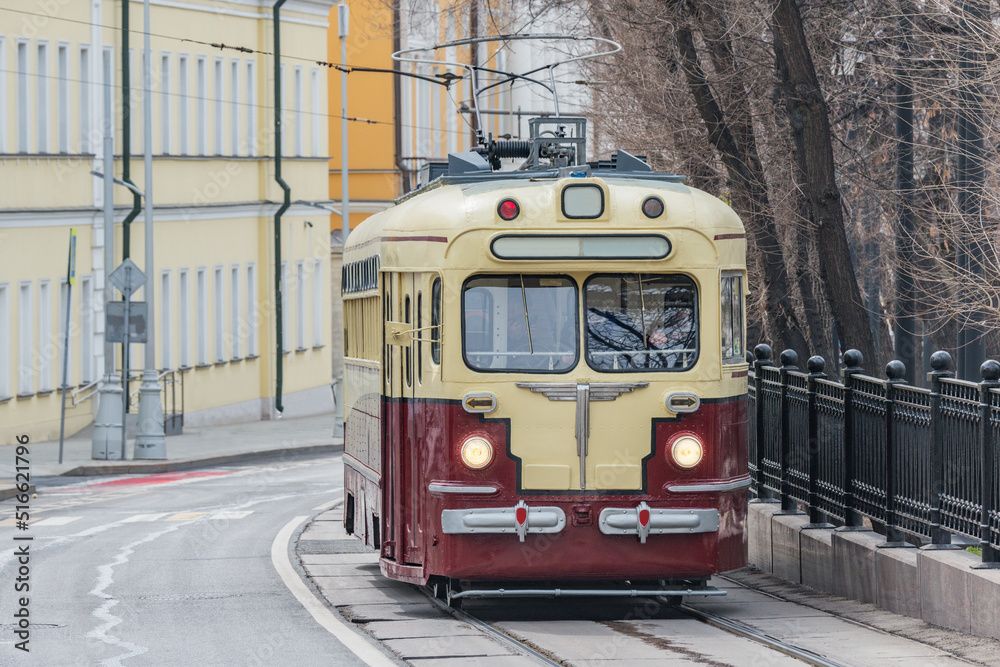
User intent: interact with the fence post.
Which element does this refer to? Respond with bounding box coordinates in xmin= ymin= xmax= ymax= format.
xmin=973 ymin=359 xmax=1000 ymax=568
xmin=841 ymin=349 xmax=866 ymax=529
xmin=926 ymin=350 xmax=959 ymax=548
xmin=881 ymin=360 xmax=909 ymax=547
xmin=752 ymin=344 xmax=774 ymax=502
xmin=777 ymin=349 xmax=802 ymax=514
xmin=804 ymin=356 xmax=834 ymax=528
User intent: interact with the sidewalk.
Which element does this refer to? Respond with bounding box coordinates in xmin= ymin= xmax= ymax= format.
xmin=0 ymin=413 xmax=343 ymax=498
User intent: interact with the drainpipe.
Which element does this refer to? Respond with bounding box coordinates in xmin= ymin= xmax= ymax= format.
xmin=273 ymin=0 xmax=289 ymax=414
xmin=121 ymin=0 xmax=142 ymax=411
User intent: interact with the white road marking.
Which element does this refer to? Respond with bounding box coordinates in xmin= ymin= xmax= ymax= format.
xmin=87 ymin=524 xmax=181 ymax=666
xmin=312 ymin=498 xmax=341 ymax=511
xmin=164 ymin=512 xmax=208 ymax=521
xmin=122 ymin=513 xmax=170 ymax=523
xmin=209 ymin=510 xmax=253 ymax=520
xmin=271 ymin=515 xmax=396 ymax=667
xmin=33 ymin=516 xmax=82 ymax=526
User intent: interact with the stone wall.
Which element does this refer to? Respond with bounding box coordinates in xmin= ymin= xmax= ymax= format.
xmin=747 ymin=502 xmax=1000 ymax=639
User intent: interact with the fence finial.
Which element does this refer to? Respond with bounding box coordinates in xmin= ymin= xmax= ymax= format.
xmin=807 ymin=355 xmax=825 ymax=373
xmin=843 ymin=349 xmax=864 ymax=371
xmin=885 ymin=359 xmax=906 ymax=381
xmin=930 ymin=350 xmax=953 ymax=372
xmin=981 ymin=360 xmax=1000 ymax=382
xmin=754 ymin=343 xmax=772 ymax=362
xmin=780 ymin=349 xmax=798 ymax=367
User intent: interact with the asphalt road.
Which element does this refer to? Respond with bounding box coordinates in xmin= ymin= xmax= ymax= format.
xmin=0 ymin=454 xmax=366 ymax=666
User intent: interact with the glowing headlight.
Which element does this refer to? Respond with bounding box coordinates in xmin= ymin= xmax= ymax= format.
xmin=671 ymin=436 xmax=704 ymax=469
xmin=461 ymin=437 xmax=494 ymax=469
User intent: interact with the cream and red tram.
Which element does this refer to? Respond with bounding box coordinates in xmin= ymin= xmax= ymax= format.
xmin=341 ymin=131 xmax=748 ymax=602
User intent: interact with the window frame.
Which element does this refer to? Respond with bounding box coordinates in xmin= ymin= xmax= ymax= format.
xmin=721 ymin=271 xmax=745 ymax=364
xmin=583 ymin=272 xmax=700 ymax=374
xmin=460 ymin=273 xmax=580 ymax=375
xmin=430 ymin=277 xmax=442 ymax=365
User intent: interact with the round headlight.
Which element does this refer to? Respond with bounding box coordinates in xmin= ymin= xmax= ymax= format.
xmin=461 ymin=437 xmax=494 ymax=469
xmin=671 ymin=436 xmax=704 ymax=469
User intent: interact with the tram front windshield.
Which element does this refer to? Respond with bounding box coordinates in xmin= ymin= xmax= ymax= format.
xmin=463 ymin=275 xmax=578 ymax=372
xmin=585 ymin=274 xmax=698 ymax=371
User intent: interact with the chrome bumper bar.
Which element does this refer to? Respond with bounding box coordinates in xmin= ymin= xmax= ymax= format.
xmin=599 ymin=504 xmax=719 ymax=543
xmin=441 ymin=502 xmax=566 ymax=542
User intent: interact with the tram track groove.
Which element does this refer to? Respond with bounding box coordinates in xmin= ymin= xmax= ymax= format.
xmin=420 ymin=589 xmax=566 ymax=666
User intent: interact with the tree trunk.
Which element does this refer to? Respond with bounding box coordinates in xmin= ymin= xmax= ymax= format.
xmin=771 ymin=0 xmax=878 ymax=367
xmin=674 ymin=26 xmax=809 ymax=359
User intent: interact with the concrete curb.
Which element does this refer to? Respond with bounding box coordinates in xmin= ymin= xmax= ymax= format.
xmin=60 ymin=442 xmax=345 ymax=476
xmin=0 ymin=484 xmax=35 ymax=502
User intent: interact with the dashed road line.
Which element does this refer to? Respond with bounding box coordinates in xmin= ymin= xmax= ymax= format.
xmin=164 ymin=512 xmax=209 ymax=521
xmin=121 ymin=513 xmax=171 ymax=523
xmin=33 ymin=516 xmax=82 ymax=526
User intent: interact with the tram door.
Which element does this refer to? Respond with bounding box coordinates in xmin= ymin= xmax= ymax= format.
xmin=384 ymin=272 xmax=423 ymax=566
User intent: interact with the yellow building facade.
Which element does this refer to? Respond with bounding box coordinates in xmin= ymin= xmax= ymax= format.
xmin=0 ymin=0 xmax=336 ymax=446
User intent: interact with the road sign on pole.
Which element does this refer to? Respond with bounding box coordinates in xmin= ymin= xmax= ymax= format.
xmin=109 ymin=258 xmax=146 ymax=298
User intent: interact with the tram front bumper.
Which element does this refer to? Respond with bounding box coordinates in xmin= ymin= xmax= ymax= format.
xmin=599 ymin=503 xmax=720 ymax=543
xmin=441 ymin=502 xmax=566 ymax=542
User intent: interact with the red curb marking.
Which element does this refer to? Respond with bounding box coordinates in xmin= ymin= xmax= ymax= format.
xmin=89 ymin=471 xmax=234 ymax=487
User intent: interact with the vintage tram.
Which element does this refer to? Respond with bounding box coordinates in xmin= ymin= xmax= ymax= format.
xmin=341 ymin=117 xmax=749 ymax=602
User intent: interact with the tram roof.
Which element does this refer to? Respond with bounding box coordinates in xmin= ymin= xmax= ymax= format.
xmin=342 ymin=158 xmax=745 ymax=269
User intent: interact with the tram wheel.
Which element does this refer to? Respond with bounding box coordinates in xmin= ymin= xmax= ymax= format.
xmin=446 ymin=580 xmax=464 ymax=609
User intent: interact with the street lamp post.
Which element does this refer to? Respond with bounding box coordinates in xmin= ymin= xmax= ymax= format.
xmin=135 ymin=0 xmax=166 ymax=458
xmin=338 ymin=3 xmax=350 ymax=245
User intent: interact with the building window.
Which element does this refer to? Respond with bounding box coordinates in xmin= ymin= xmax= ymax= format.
xmin=178 ymin=54 xmax=189 ymax=155
xmin=281 ymin=261 xmax=290 ymax=353
xmin=81 ymin=277 xmax=93 ymax=384
xmin=312 ymin=259 xmax=323 ymax=347
xmin=36 ymin=41 xmax=50 ymax=153
xmin=160 ymin=52 xmax=171 ymax=154
xmin=246 ymin=263 xmax=258 ymax=357
xmin=246 ymin=60 xmax=257 ymax=156
xmin=213 ymin=57 xmax=224 ymax=155
xmin=79 ymin=45 xmax=90 ymax=154
xmin=59 ymin=279 xmax=73 ymax=388
xmin=0 ymin=37 xmax=6 ymax=153
xmin=161 ymin=271 xmax=172 ymax=369
xmin=179 ymin=269 xmax=190 ymax=368
xmin=18 ymin=282 xmax=34 ymax=395
xmin=294 ymin=66 xmax=303 ymax=156
xmin=38 ymin=280 xmax=52 ymax=392
xmin=196 ymin=56 xmax=207 ymax=155
xmin=0 ymin=284 xmax=9 ymax=398
xmin=214 ymin=266 xmax=225 ymax=362
xmin=196 ymin=267 xmax=207 ymax=365
xmin=310 ymin=68 xmax=320 ymax=157
xmin=17 ymin=40 xmax=30 ymax=153
xmin=130 ymin=47 xmax=139 ymax=155
xmin=230 ymin=59 xmax=240 ymax=155
xmin=296 ymin=261 xmax=306 ymax=350
xmin=57 ymin=44 xmax=69 ymax=153
xmin=230 ymin=265 xmax=241 ymax=359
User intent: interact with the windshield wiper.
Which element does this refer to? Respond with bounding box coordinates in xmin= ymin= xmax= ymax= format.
xmin=519 ymin=274 xmax=534 ymax=354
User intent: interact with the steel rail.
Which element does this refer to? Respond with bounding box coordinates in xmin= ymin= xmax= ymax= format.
xmin=421 ymin=589 xmax=563 ymax=667
xmin=674 ymin=600 xmax=848 ymax=667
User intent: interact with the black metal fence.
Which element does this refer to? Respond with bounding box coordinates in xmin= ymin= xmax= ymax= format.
xmin=748 ymin=344 xmax=1000 ymax=566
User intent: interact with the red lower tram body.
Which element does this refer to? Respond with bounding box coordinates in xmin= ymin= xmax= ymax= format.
xmin=343 ymin=396 xmax=748 ymax=585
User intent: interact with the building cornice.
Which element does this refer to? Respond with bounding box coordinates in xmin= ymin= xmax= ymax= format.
xmin=139 ymin=0 xmax=333 ymax=28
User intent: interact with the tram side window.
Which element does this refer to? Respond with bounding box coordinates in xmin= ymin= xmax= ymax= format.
xmin=584 ymin=274 xmax=698 ymax=372
xmin=462 ymin=275 xmax=578 ymax=373
xmin=431 ymin=278 xmax=442 ymax=364
xmin=721 ymin=273 xmax=744 ymax=363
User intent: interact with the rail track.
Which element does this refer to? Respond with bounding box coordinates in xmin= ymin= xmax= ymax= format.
xmin=421 ymin=583 xmax=849 ymax=667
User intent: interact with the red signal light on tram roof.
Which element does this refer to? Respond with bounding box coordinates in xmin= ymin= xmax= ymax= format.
xmin=642 ymin=196 xmax=665 ymax=219
xmin=498 ymin=198 xmax=520 ymax=220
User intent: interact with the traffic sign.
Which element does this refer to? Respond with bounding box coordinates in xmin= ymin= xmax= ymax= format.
xmin=109 ymin=258 xmax=146 ymax=298
xmin=106 ymin=301 xmax=148 ymax=343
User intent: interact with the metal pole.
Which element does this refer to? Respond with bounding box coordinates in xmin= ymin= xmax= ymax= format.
xmin=881 ymin=360 xmax=908 ymax=546
xmin=840 ymin=349 xmax=866 ymax=529
xmin=751 ymin=344 xmax=773 ymax=501
xmin=91 ymin=59 xmax=123 ymax=461
xmin=777 ymin=349 xmax=800 ymax=514
xmin=121 ymin=265 xmax=131 ymax=461
xmin=339 ymin=3 xmax=350 ymax=244
xmin=273 ymin=0 xmax=289 ymax=415
xmin=135 ymin=0 xmax=166 ymax=458
xmin=974 ymin=360 xmax=1000 ymax=567
xmin=926 ymin=350 xmax=960 ymax=548
xmin=58 ymin=229 xmax=77 ymax=464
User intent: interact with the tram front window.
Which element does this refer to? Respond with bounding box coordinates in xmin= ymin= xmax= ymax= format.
xmin=585 ymin=274 xmax=698 ymax=371
xmin=463 ymin=275 xmax=578 ymax=373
